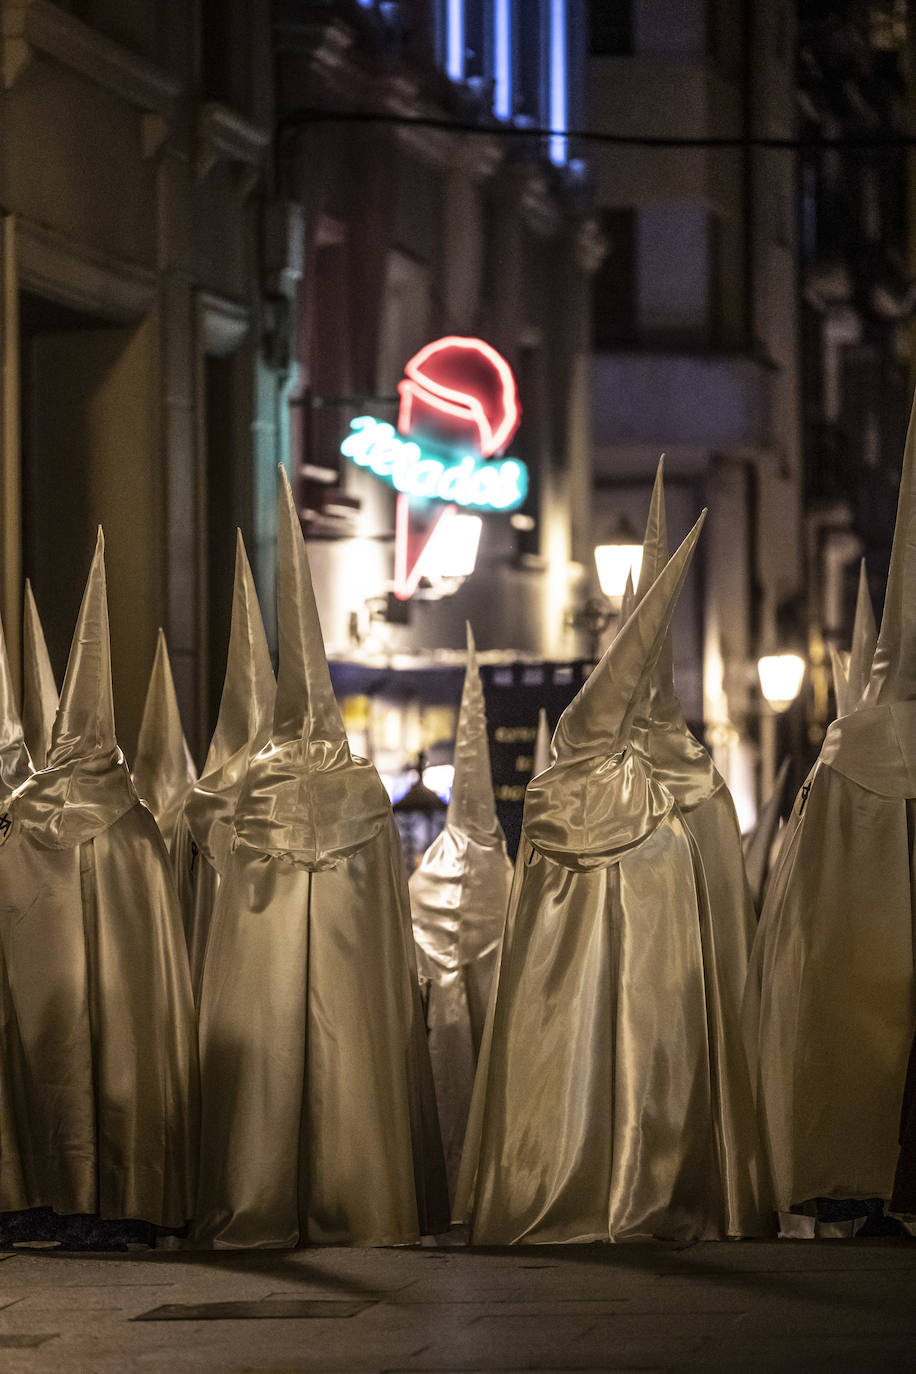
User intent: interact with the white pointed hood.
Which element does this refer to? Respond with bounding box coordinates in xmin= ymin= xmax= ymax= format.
xmin=524 ymin=512 xmax=705 ymax=869
xmin=132 ymin=629 xmax=198 ymax=848
xmin=832 ymin=561 xmax=877 ymax=719
xmin=830 ymin=645 xmax=852 ymax=720
xmin=0 ymin=609 xmax=31 ymax=794
xmin=49 ymin=528 xmax=118 ymax=765
xmin=202 ymin=531 xmax=275 ymax=779
xmin=410 ymin=622 xmax=512 ymax=973
xmin=618 ymin=568 xmax=636 ymax=629
xmin=630 ymin=459 xmax=721 ymax=809
xmin=864 ymin=390 xmax=916 ymax=706
xmin=532 ymin=707 xmax=551 ymax=778
xmin=847 ymin=559 xmax=877 ymax=710
xmin=21 ymin=580 xmax=59 ymax=770
xmin=12 ymin=529 xmax=136 ymax=845
xmin=233 ymin=467 xmax=390 ymax=868
xmin=822 ymin=397 xmax=916 ymax=795
xmin=445 ymin=623 xmax=501 ymax=844
xmin=183 ymin=530 xmax=276 ymax=873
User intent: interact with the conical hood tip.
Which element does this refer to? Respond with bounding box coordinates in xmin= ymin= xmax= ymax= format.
xmin=202 ymin=528 xmax=275 ymax=776
xmin=273 ymin=465 xmax=346 ymax=749
xmin=554 ymin=509 xmax=705 ymax=762
xmin=47 ymin=527 xmax=117 ymax=765
xmin=847 ymin=558 xmax=877 ymax=710
xmin=634 ymin=454 xmax=668 ymax=605
xmin=446 ymin=620 xmax=500 ymax=838
xmin=0 ymin=605 xmax=31 ymax=784
xmin=22 ymin=578 xmax=60 ymax=770
xmin=865 ymin=390 xmax=916 ymax=703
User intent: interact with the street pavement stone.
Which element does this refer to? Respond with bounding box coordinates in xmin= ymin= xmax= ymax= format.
xmin=0 ymin=1240 xmax=911 ymax=1372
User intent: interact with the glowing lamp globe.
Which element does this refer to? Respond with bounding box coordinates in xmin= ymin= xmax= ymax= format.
xmin=419 ymin=513 xmax=483 ymax=581
xmin=757 ymin=653 xmax=805 ymax=711
xmin=594 ymin=544 xmax=644 ymax=599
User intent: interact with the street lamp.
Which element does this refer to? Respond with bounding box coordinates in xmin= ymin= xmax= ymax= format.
xmin=419 ymin=512 xmax=483 ymax=582
xmin=757 ymin=653 xmax=806 ymax=712
xmin=594 ymin=542 xmax=643 ymax=599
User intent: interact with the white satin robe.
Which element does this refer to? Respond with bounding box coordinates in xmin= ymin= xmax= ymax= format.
xmin=0 ymin=756 xmax=199 ymax=1225
xmin=743 ymin=703 xmax=916 ymax=1209
xmin=195 ymin=742 xmax=449 ymax=1248
xmin=456 ymin=747 xmax=770 ymax=1244
xmin=410 ymin=824 xmax=510 ymax=1195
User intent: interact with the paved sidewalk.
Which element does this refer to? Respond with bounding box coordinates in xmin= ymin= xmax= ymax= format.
xmin=0 ymin=1237 xmax=913 ymax=1373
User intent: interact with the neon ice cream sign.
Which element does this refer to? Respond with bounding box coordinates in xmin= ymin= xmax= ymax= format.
xmin=342 ymin=417 xmax=528 ymax=511
xmin=340 ymin=337 xmax=528 ymax=512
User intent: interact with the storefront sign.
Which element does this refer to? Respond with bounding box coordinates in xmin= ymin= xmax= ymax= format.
xmin=340 ymin=336 xmax=528 ymax=600
xmin=341 ymin=416 xmax=528 ymax=512
xmin=397 ymin=336 xmax=521 ymax=457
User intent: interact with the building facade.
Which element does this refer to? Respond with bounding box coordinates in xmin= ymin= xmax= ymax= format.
xmin=272 ymin=0 xmax=599 ymax=804
xmin=585 ymin=0 xmax=803 ymax=823
xmin=0 ymin=0 xmax=285 ymax=760
xmin=798 ymin=0 xmax=912 ymax=701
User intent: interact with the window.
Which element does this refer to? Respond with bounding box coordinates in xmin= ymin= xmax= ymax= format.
xmin=465 ymin=0 xmax=489 ymax=81
xmin=201 ymin=0 xmax=251 ymax=113
xmin=517 ymin=10 xmax=544 ymax=119
xmin=431 ymin=1 xmax=571 ymax=163
xmin=592 ymin=209 xmax=637 ymax=348
xmin=588 ymin=0 xmax=633 ymax=56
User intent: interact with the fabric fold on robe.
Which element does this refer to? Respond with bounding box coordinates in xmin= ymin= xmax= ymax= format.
xmin=194 ymin=467 xmax=448 ymax=1248
xmin=742 ymin=756 xmax=792 ymax=913
xmin=744 ymin=389 xmax=916 ymax=1218
xmin=410 ymin=622 xmax=513 ymax=1197
xmin=456 ymin=512 xmax=759 ymax=1244
xmin=21 ymin=581 xmax=58 ymax=771
xmin=172 ymin=531 xmax=275 ymax=1000
xmin=132 ymin=628 xmax=198 ymax=850
xmin=0 ymin=530 xmax=198 ymax=1225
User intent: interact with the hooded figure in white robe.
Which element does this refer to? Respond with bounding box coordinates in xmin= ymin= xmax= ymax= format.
xmin=744 ymin=392 xmax=916 ymax=1220
xmin=172 ymin=532 xmax=275 ymax=1000
xmin=21 ymin=580 xmax=58 ymax=771
xmin=194 ymin=468 xmax=448 ymax=1248
xmin=132 ymin=628 xmax=198 ymax=850
xmin=455 ymin=512 xmax=761 ymax=1244
xmin=629 ymin=460 xmax=756 ymax=1014
xmin=409 ymin=623 xmax=513 ymax=1196
xmin=622 ymin=460 xmax=766 ymax=1237
xmin=0 ymin=531 xmax=198 ymax=1225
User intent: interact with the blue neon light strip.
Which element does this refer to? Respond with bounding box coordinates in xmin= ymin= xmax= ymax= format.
xmin=447 ymin=0 xmax=465 ymax=81
xmin=494 ymin=0 xmax=512 ymax=119
xmin=548 ymin=0 xmax=568 ymax=165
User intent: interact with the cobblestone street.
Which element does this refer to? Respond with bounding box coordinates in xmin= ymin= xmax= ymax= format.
xmin=0 ymin=1238 xmax=913 ymax=1373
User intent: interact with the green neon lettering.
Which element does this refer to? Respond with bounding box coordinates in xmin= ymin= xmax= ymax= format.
xmin=341 ymin=416 xmax=528 ymax=512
